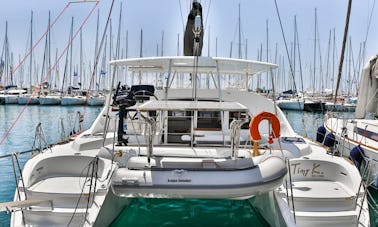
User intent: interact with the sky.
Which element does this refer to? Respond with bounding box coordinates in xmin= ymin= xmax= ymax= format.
xmin=0 ymin=0 xmax=377 ymax=92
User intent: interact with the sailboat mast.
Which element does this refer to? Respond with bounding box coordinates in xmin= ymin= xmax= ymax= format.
xmin=69 ymin=17 xmax=74 ymax=88
xmin=266 ymin=19 xmax=269 ymax=91
xmin=161 ymin=31 xmax=164 ymax=56
xmin=79 ymin=29 xmax=83 ymax=90
xmin=238 ymin=4 xmax=241 ymax=59
xmin=47 ymin=11 xmax=51 ymax=87
xmin=313 ymin=8 xmax=317 ymax=95
xmin=29 ymin=11 xmax=33 ymax=91
xmin=334 ymin=0 xmax=352 ymax=103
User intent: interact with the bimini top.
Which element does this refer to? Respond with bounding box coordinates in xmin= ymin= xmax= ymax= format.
xmin=110 ymin=56 xmax=277 ymax=76
xmin=137 ymin=100 xmax=248 ymax=112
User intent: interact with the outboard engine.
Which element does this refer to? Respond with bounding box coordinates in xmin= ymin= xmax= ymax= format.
xmin=184 ymin=0 xmax=204 ymax=56
xmin=113 ymin=83 xmax=156 ymax=145
xmin=350 ymin=145 xmax=364 ymax=170
xmin=323 ymin=132 xmax=336 ymax=148
xmin=113 ymin=83 xmax=137 ymax=145
xmin=316 ymin=125 xmax=326 ymax=143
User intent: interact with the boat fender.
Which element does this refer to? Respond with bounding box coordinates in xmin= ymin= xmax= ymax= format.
xmin=316 ymin=125 xmax=326 ymax=143
xmin=350 ymin=145 xmax=364 ymax=170
xmin=249 ymin=112 xmax=280 ymax=156
xmin=323 ymin=133 xmax=335 ymax=147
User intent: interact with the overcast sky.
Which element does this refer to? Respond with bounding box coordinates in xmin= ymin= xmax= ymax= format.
xmin=0 ymin=0 xmax=377 ymax=91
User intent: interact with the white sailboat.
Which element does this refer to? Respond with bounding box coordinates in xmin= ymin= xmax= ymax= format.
xmin=38 ymin=93 xmax=61 ymax=105
xmin=324 ymin=54 xmax=378 ymax=187
xmin=87 ymin=94 xmax=105 ymax=106
xmin=3 ymin=87 xmax=26 ymax=104
xmin=277 ymin=98 xmax=305 ymax=111
xmin=18 ymin=93 xmax=40 ymax=105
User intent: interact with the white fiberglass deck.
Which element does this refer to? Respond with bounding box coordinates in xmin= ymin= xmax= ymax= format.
xmin=289 ymin=180 xmax=353 ymax=199
xmin=28 ymin=177 xmax=94 ymax=194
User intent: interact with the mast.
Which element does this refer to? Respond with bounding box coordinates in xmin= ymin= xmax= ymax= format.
xmin=30 ymin=11 xmax=33 ymax=91
xmin=325 ymin=29 xmax=331 ymax=91
xmin=94 ymin=9 xmax=99 ymax=90
xmin=69 ymin=17 xmax=74 ymax=88
xmin=1 ymin=21 xmax=10 ymax=86
xmin=313 ymin=8 xmax=317 ymax=95
xmin=215 ymin=37 xmax=218 ymax=57
xmin=79 ymin=28 xmax=83 ymax=90
xmin=295 ymin=16 xmax=304 ymax=94
xmin=47 ymin=11 xmax=51 ymax=88
xmin=266 ymin=19 xmax=269 ymax=91
xmin=125 ymin=30 xmax=128 ymax=59
xmin=293 ymin=16 xmax=297 ymax=92
xmin=207 ymin=26 xmax=210 ymax=57
xmin=347 ymin=36 xmax=352 ymax=97
xmin=109 ymin=19 xmax=113 ymax=87
xmin=334 ymin=0 xmax=352 ymax=103
xmin=332 ymin=28 xmax=336 ymax=94
xmin=177 ymin=33 xmax=180 ymax=56
xmin=238 ymin=4 xmax=241 ymax=59
xmin=140 ymin=29 xmax=143 ymax=58
xmin=161 ymin=31 xmax=164 ymax=56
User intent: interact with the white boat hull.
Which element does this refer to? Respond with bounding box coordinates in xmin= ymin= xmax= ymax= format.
xmin=61 ymin=96 xmax=86 ymax=105
xmin=277 ymin=100 xmax=304 ymax=111
xmin=18 ymin=95 xmax=40 ymax=105
xmin=88 ymin=96 xmax=105 ymax=106
xmin=324 ymin=102 xmax=356 ymax=112
xmin=325 ymin=117 xmax=378 ymax=185
xmin=5 ymin=95 xmax=19 ymax=104
xmin=39 ymin=96 xmax=61 ymax=105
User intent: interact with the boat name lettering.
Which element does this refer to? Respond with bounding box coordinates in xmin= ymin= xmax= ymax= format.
xmin=290 ymin=162 xmax=324 ymax=177
xmin=167 ymin=179 xmax=192 ymax=183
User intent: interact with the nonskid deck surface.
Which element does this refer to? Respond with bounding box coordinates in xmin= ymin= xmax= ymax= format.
xmin=287 ymin=180 xmax=353 ymax=199
xmin=279 ymin=180 xmax=356 ymax=212
xmin=28 ymin=176 xmax=101 ymax=194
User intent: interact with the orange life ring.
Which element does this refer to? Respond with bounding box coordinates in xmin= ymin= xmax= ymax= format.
xmin=249 ymin=111 xmax=280 ymax=141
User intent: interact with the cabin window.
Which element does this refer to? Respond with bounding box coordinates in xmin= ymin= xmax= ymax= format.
xmin=197 ymin=111 xmax=221 ymax=130
xmin=167 ymin=111 xmax=192 ymax=143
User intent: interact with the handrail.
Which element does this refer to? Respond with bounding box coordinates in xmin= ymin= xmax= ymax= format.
xmin=32 ymin=123 xmax=52 ymax=153
xmin=357 ymin=158 xmax=371 ymax=223
xmin=286 ymin=159 xmax=296 ymax=223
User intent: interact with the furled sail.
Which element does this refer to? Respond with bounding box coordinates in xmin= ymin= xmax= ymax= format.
xmin=184 ymin=0 xmax=204 ymax=56
xmin=355 ymin=54 xmax=378 ymax=118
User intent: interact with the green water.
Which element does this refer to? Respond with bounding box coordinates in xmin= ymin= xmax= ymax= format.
xmin=110 ymin=198 xmax=269 ymax=227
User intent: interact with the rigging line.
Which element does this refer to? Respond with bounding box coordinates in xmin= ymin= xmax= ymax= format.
xmin=204 ymin=0 xmax=211 ymax=29
xmin=9 ymin=3 xmax=71 ymax=77
xmin=363 ymin=0 xmax=376 ymax=44
xmin=87 ymin=0 xmax=115 ymax=94
xmin=178 ymin=0 xmax=186 ymax=32
xmin=273 ymin=0 xmax=298 ymax=95
xmin=0 ymin=1 xmax=99 ymax=146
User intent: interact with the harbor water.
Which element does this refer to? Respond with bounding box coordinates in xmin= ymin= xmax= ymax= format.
xmin=0 ymin=105 xmax=377 ymax=226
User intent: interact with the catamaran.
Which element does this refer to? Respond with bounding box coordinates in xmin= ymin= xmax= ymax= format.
xmin=4 ymin=1 xmax=370 ymax=226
